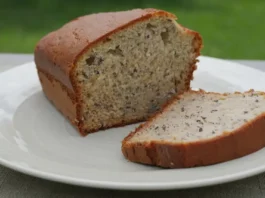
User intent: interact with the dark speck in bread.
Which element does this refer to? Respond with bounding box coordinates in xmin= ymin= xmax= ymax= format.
xmin=196 ymin=120 xmax=203 ymax=125
xmin=86 ymin=56 xmax=95 ymax=65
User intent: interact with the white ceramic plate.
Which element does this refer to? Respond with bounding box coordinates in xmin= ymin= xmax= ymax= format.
xmin=1 ymin=56 xmax=265 ymax=190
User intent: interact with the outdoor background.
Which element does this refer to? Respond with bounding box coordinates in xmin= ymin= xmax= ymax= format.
xmin=0 ymin=0 xmax=264 ymax=59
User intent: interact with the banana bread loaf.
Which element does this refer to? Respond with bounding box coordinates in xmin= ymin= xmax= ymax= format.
xmin=34 ymin=8 xmax=202 ymax=135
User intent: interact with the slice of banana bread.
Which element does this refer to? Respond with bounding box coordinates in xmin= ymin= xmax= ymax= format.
xmin=34 ymin=8 xmax=202 ymax=135
xmin=122 ymin=90 xmax=265 ymax=168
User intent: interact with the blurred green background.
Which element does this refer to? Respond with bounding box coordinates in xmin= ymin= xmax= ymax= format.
xmin=0 ymin=0 xmax=264 ymax=59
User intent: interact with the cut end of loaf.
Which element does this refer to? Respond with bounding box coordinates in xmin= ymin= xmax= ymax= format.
xmin=74 ymin=15 xmax=202 ymax=134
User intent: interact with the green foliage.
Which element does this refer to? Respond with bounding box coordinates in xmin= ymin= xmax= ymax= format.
xmin=0 ymin=0 xmax=264 ymax=59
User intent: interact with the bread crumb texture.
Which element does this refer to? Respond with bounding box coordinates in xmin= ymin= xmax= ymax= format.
xmin=75 ymin=16 xmax=199 ymax=132
xmin=128 ymin=91 xmax=265 ymax=143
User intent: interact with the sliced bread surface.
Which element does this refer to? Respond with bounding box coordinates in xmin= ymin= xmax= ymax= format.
xmin=122 ymin=90 xmax=265 ymax=168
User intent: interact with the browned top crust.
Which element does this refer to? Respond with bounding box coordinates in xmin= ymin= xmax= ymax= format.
xmin=34 ymin=8 xmax=176 ymax=91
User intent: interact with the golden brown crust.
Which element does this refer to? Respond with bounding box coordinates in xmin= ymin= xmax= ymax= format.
xmin=37 ymin=70 xmax=81 ymax=134
xmin=184 ymin=30 xmax=202 ymax=89
xmin=122 ymin=90 xmax=265 ymax=168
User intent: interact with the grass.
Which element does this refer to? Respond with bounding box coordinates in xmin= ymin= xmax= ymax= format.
xmin=0 ymin=0 xmax=265 ymax=59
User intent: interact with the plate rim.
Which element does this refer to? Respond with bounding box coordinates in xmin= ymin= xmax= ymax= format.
xmin=1 ymin=55 xmax=265 ymax=190
xmin=0 ymin=155 xmax=264 ymax=190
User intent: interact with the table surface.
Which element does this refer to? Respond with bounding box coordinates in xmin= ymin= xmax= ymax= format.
xmin=1 ymin=53 xmax=265 ymax=198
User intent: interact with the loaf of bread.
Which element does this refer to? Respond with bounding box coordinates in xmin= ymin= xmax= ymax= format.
xmin=122 ymin=90 xmax=265 ymax=168
xmin=34 ymin=8 xmax=202 ymax=135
